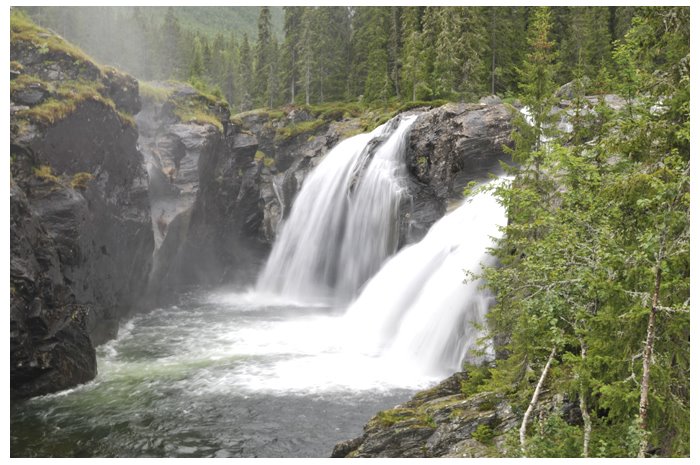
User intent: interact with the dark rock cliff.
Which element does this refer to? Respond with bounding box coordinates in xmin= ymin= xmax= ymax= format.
xmin=402 ymin=101 xmax=514 ymax=243
xmin=238 ymin=103 xmax=514 ymax=246
xmin=138 ymin=83 xmax=270 ymax=301
xmin=10 ymin=16 xmax=153 ymax=398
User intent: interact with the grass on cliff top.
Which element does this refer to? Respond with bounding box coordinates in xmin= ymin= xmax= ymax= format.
xmin=371 ymin=408 xmax=436 ymax=429
xmin=12 ymin=74 xmax=134 ymax=128
xmin=173 ymin=106 xmax=224 ymax=131
xmin=232 ymin=98 xmax=448 ymax=142
xmin=10 ymin=11 xmax=135 ymax=129
xmin=139 ymin=81 xmax=174 ymax=104
xmin=10 ymin=9 xmax=102 ymax=74
xmin=274 ymin=118 xmax=327 ymax=142
xmin=140 ymin=80 xmax=226 ymax=132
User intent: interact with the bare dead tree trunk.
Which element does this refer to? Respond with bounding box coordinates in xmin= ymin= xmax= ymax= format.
xmin=578 ymin=338 xmax=591 ymax=458
xmin=638 ymin=263 xmax=662 ymax=458
xmin=520 ymin=346 xmax=557 ymax=455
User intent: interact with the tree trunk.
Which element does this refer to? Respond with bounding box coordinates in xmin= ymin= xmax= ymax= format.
xmin=579 ymin=338 xmax=591 ymax=458
xmin=290 ymin=51 xmax=296 ymax=104
xmin=638 ymin=263 xmax=662 ymax=458
xmin=491 ymin=7 xmax=496 ymax=95
xmin=520 ymin=346 xmax=557 ymax=455
xmin=304 ymin=63 xmax=310 ymax=106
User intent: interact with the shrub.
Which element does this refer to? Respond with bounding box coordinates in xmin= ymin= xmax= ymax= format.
xmin=472 ymin=424 xmax=495 ymax=444
xmin=461 ymin=363 xmax=493 ymax=397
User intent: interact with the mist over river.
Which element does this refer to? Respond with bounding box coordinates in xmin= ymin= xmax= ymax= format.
xmin=10 ymin=290 xmax=426 ymax=457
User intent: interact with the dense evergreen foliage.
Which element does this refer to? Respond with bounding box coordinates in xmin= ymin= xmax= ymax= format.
xmin=471 ymin=6 xmax=689 ymax=458
xmin=22 ymin=6 xmax=636 ymax=112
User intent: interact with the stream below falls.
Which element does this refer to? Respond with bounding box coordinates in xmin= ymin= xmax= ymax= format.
xmin=10 ymin=289 xmax=439 ymax=458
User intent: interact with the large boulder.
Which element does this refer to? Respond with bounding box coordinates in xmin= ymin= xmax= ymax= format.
xmin=406 ymin=102 xmax=514 ymax=201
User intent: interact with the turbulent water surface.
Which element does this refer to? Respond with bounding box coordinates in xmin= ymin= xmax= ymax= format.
xmin=10 ymin=291 xmax=425 ymax=458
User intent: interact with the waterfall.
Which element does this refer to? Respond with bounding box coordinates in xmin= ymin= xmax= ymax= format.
xmin=256 ymin=114 xmax=418 ymax=303
xmin=255 ymin=111 xmax=507 ymax=378
xmin=342 ymin=181 xmax=508 ymax=376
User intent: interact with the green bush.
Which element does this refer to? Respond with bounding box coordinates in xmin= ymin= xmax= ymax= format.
xmin=472 ymin=424 xmax=495 ymax=444
xmin=461 ymin=363 xmax=492 ymax=397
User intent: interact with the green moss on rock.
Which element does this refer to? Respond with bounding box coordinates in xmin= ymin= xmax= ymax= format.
xmin=11 ymin=13 xmax=138 ymax=129
xmin=274 ymin=118 xmax=326 ymax=142
xmin=70 ymin=172 xmax=94 ymax=190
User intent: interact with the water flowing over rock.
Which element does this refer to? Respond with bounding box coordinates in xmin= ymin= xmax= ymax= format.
xmin=342 ymin=179 xmax=508 ymax=375
xmin=256 ymin=115 xmax=418 ymax=303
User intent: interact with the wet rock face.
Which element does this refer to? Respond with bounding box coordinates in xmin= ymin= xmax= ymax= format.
xmin=10 ymin=107 xmax=152 ymax=396
xmin=21 ymin=100 xmax=153 ymax=346
xmin=406 ymin=102 xmax=514 ymax=200
xmin=10 ymin=23 xmax=153 ymax=397
xmin=237 ymin=111 xmax=360 ymax=243
xmin=10 ymin=181 xmax=97 ymax=399
xmin=241 ymin=104 xmax=514 ymax=246
xmin=140 ymin=87 xmax=271 ymax=300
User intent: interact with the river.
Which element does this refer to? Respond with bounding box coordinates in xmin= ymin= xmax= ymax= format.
xmin=10 ymin=290 xmax=435 ymax=458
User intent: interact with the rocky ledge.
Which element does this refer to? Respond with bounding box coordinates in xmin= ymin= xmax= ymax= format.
xmin=332 ymin=369 xmax=581 ymax=458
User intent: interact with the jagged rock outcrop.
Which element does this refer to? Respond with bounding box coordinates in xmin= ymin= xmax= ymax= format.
xmin=239 ymin=103 xmax=514 ymax=245
xmin=140 ymin=83 xmax=270 ymax=300
xmin=10 ymin=15 xmax=153 ymax=397
xmin=332 ymin=370 xmax=581 ymax=458
xmin=236 ymin=108 xmax=366 ymax=242
xmin=406 ymin=102 xmax=514 ymax=201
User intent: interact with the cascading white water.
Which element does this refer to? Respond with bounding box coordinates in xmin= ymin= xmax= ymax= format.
xmin=256 ymin=114 xmax=417 ymax=303
xmin=341 ymin=179 xmax=508 ymax=376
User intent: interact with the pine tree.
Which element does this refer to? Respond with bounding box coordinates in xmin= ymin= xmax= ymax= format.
xmin=282 ymin=6 xmax=304 ymax=104
xmin=559 ymin=7 xmax=612 ymax=83
xmin=254 ymin=6 xmax=273 ymax=107
xmin=189 ymin=35 xmax=204 ymax=79
xmin=359 ymin=7 xmax=391 ymax=102
xmin=161 ymin=7 xmax=185 ymax=79
xmin=485 ymin=7 xmax=527 ymax=96
xmin=239 ymin=33 xmax=254 ymax=111
xmin=476 ymin=6 xmax=689 ymax=458
xmin=400 ymin=7 xmax=424 ymax=101
xmin=517 ymin=6 xmax=559 ymax=155
xmin=299 ymin=7 xmax=316 ymax=105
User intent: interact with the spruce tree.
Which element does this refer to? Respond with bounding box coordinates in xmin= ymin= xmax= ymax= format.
xmin=254 ymin=6 xmax=273 ymax=107
xmin=400 ymin=7 xmax=424 ymax=101
xmin=282 ymin=6 xmax=304 ymax=104
xmin=239 ymin=33 xmax=254 ymax=111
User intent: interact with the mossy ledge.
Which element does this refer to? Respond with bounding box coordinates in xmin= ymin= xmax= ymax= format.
xmin=140 ymin=80 xmax=229 ymax=132
xmin=332 ymin=368 xmax=578 ymax=458
xmin=10 ymin=9 xmax=139 ymax=131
